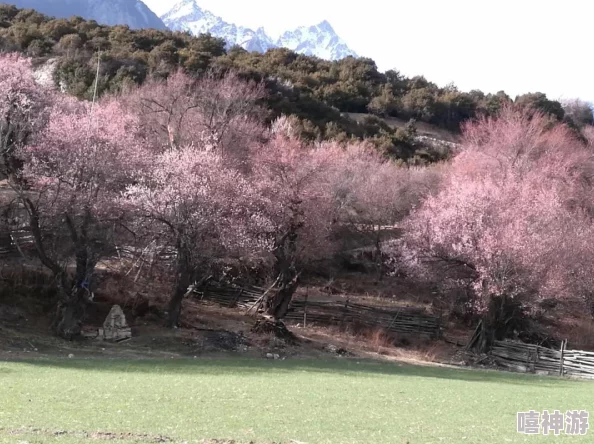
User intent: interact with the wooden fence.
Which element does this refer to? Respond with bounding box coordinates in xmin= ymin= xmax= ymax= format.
xmin=0 ymin=230 xmax=177 ymax=264
xmin=285 ymin=299 xmax=441 ymax=338
xmin=0 ymin=231 xmax=442 ymax=339
xmin=194 ymin=282 xmax=264 ymax=310
xmin=194 ymin=282 xmax=442 ymax=339
xmin=0 ymin=229 xmax=35 ymax=257
xmin=490 ymin=340 xmax=594 ymax=379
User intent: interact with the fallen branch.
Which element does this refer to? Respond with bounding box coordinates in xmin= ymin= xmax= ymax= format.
xmin=245 ymin=275 xmax=280 ymax=315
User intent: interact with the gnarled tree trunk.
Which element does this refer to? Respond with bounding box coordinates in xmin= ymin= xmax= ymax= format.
xmin=253 ymin=257 xmax=299 ymax=343
xmin=468 ymin=295 xmax=526 ymax=353
xmin=51 ymin=212 xmax=97 ymax=339
xmin=374 ymin=230 xmax=385 ymax=281
xmin=252 ymin=223 xmax=300 ymax=340
xmin=52 ymin=256 xmax=96 ymax=339
xmin=263 ymin=227 xmax=300 ymax=320
xmin=25 ymin=202 xmax=97 ymax=339
xmin=253 ymin=225 xmax=302 ymax=342
xmin=263 ymin=271 xmax=300 ymax=320
xmin=53 ymin=286 xmax=89 ymax=339
xmin=167 ymin=240 xmax=193 ymax=328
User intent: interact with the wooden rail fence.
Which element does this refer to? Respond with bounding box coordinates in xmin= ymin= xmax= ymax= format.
xmin=1 ymin=233 xmax=442 ymax=339
xmin=490 ymin=340 xmax=594 ymax=379
xmin=0 ymin=229 xmax=35 ymax=257
xmin=194 ymin=282 xmax=442 ymax=339
xmin=0 ymin=230 xmax=177 ymax=264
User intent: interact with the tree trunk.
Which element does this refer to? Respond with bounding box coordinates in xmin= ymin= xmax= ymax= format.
xmin=52 ymin=212 xmax=97 ymax=339
xmin=265 ymin=271 xmax=300 ymax=320
xmin=167 ymin=243 xmax=193 ymax=328
xmin=469 ymin=295 xmax=524 ymax=353
xmin=263 ymin=227 xmax=300 ymax=320
xmin=374 ymin=231 xmax=385 ymax=281
xmin=52 ymin=246 xmax=96 ymax=339
xmin=471 ymin=320 xmax=495 ymax=354
xmin=52 ymin=286 xmax=88 ymax=339
xmin=167 ymin=274 xmax=192 ymax=328
xmin=21 ymin=201 xmax=91 ymax=339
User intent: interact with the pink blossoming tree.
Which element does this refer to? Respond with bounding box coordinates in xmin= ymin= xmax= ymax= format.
xmin=20 ymin=97 xmax=147 ymax=338
xmin=250 ymin=117 xmax=339 ymax=323
xmin=121 ymin=71 xmax=268 ymax=327
xmin=326 ymin=141 xmax=442 ymax=275
xmin=0 ymin=53 xmax=50 ymax=180
xmin=123 ymin=143 xmax=270 ymax=327
xmin=401 ymin=106 xmax=594 ymax=351
xmin=126 ymin=70 xmax=265 ymax=163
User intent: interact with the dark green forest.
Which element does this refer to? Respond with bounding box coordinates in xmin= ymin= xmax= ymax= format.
xmin=1 ymin=3 xmax=591 ymax=163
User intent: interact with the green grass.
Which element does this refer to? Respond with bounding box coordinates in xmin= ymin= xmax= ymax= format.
xmin=0 ymin=357 xmax=592 ymax=443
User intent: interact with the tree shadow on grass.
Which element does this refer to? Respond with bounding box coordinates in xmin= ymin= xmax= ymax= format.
xmin=2 ymin=356 xmax=585 ymax=388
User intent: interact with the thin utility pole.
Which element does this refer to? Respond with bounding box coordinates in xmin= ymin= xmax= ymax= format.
xmin=87 ymin=50 xmax=101 ymax=136
xmin=91 ymin=50 xmax=101 ymax=111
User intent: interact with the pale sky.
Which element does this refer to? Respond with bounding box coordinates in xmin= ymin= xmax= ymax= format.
xmin=143 ymin=0 xmax=593 ymax=102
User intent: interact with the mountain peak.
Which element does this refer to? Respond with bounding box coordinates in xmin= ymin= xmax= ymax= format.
xmin=160 ymin=3 xmax=357 ymax=61
xmin=162 ymin=0 xmax=208 ymax=25
xmin=168 ymin=0 xmax=200 ymax=9
xmin=316 ymin=20 xmax=335 ymax=33
xmin=7 ymin=0 xmax=167 ymax=30
xmin=277 ymin=20 xmax=358 ymax=60
xmin=161 ymin=1 xmax=275 ymax=53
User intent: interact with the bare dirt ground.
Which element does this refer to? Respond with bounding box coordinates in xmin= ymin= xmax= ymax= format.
xmin=0 ymin=269 xmax=468 ymax=368
xmin=0 ymin=301 xmax=465 ymax=368
xmin=2 ymin=257 xmax=591 ymax=370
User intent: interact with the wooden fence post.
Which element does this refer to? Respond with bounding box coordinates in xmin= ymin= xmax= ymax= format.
xmin=230 ymin=288 xmax=244 ymax=308
xmin=559 ymin=339 xmax=566 ymax=376
xmin=341 ymin=299 xmax=350 ymax=327
xmin=200 ymin=280 xmax=209 ymax=301
xmin=303 ymin=289 xmax=308 ymax=328
xmin=387 ymin=310 xmax=400 ymax=332
xmin=10 ymin=233 xmax=25 ymax=259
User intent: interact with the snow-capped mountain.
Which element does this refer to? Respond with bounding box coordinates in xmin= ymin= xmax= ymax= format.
xmin=160 ymin=0 xmax=357 ymax=60
xmin=277 ymin=20 xmax=357 ymax=60
xmin=161 ymin=0 xmax=275 ymax=53
xmin=7 ymin=0 xmax=167 ymax=30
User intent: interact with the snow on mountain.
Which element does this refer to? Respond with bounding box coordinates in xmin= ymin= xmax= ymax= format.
xmin=277 ymin=20 xmax=358 ymax=60
xmin=161 ymin=0 xmax=275 ymax=53
xmin=160 ymin=0 xmax=357 ymax=60
xmin=6 ymin=0 xmax=167 ymax=30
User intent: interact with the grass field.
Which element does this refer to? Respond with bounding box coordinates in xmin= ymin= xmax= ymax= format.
xmin=0 ymin=357 xmax=591 ymax=443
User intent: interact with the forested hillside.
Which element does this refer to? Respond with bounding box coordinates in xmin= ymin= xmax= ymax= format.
xmin=1 ymin=4 xmax=591 ymax=164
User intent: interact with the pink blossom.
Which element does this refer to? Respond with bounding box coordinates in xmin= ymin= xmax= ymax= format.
xmin=402 ymin=106 xmax=594 ymax=314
